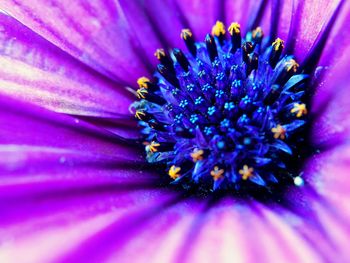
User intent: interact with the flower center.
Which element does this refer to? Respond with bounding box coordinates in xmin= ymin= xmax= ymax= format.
xmin=132 ymin=21 xmax=309 ymax=193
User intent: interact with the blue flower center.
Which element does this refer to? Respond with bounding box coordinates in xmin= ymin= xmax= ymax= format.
xmin=132 ymin=21 xmax=309 ymax=193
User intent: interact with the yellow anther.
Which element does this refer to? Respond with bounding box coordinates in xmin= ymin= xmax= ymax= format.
xmin=191 ymin=149 xmax=204 ymax=162
xmin=135 ymin=110 xmax=145 ymax=120
xmin=181 ymin=28 xmax=192 ymax=40
xmin=228 ymin=22 xmax=241 ymax=35
xmin=285 ymin=59 xmax=299 ymax=72
xmin=271 ymin=124 xmax=286 ymax=139
xmin=136 ymin=88 xmax=148 ymax=99
xmin=154 ymin=48 xmax=165 ymax=60
xmin=239 ymin=165 xmax=254 ymax=180
xmin=211 ymin=21 xmax=226 ymax=36
xmin=252 ymin=27 xmax=263 ymax=39
xmin=210 ymin=166 xmax=225 ymax=181
xmin=137 ymin=77 xmax=150 ymax=89
xmin=272 ymin=38 xmax=284 ymax=51
xmin=169 ymin=165 xmax=181 ymax=179
xmin=291 ymin=103 xmax=307 ymax=117
xmin=148 ymin=141 xmax=160 ymax=153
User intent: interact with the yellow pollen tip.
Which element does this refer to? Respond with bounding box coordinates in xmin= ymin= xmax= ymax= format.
xmin=135 ymin=110 xmax=145 ymax=120
xmin=291 ymin=103 xmax=308 ymax=117
xmin=211 ymin=21 xmax=226 ymax=36
xmin=239 ymin=165 xmax=254 ymax=180
xmin=252 ymin=27 xmax=263 ymax=39
xmin=169 ymin=165 xmax=181 ymax=179
xmin=271 ymin=124 xmax=286 ymax=139
xmin=228 ymin=22 xmax=241 ymax=35
xmin=272 ymin=38 xmax=284 ymax=51
xmin=137 ymin=77 xmax=150 ymax=89
xmin=148 ymin=141 xmax=160 ymax=153
xmin=191 ymin=149 xmax=204 ymax=162
xmin=181 ymin=29 xmax=192 ymax=40
xmin=154 ymin=48 xmax=165 ymax=60
xmin=136 ymin=88 xmax=148 ymax=99
xmin=210 ymin=166 xmax=225 ymax=181
xmin=285 ymin=59 xmax=299 ymax=72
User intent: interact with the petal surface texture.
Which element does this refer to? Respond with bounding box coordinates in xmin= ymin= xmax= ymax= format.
xmin=0 ymin=0 xmax=350 ymax=262
xmin=0 ymin=13 xmax=134 ymax=117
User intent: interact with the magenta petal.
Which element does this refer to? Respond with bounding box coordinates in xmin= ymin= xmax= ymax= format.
xmin=183 ymin=194 xmax=350 ymax=262
xmin=0 ymin=95 xmax=173 ymax=262
xmin=304 ymin=145 xmax=350 ymax=221
xmin=138 ymin=0 xmax=188 ymax=50
xmin=294 ymin=147 xmax=350 ymax=261
xmin=0 ymin=13 xmax=134 ymax=117
xmin=285 ymin=0 xmax=342 ymax=61
xmin=0 ymin=95 xmax=141 ymax=164
xmin=297 ymin=1 xmax=350 ymax=148
xmin=175 ymin=0 xmax=219 ymax=41
xmin=0 ymin=188 xmax=178 ymax=262
xmin=114 ymin=0 xmax=166 ymax=69
xmin=59 ymin=194 xmax=195 ymax=262
xmin=178 ymin=198 xmax=324 ymax=263
xmin=0 ymin=0 xmax=150 ymax=84
xmin=310 ymin=37 xmax=350 ymax=146
xmin=230 ymin=0 xmax=273 ymax=35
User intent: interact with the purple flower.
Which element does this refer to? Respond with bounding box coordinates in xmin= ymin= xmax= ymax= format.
xmin=0 ymin=0 xmax=350 ymax=262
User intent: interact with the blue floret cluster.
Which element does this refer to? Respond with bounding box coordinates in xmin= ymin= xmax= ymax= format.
xmin=132 ymin=22 xmax=309 ymax=192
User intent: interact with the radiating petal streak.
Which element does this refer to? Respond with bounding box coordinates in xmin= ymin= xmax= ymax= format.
xmin=0 ymin=0 xmax=151 ymax=84
xmin=301 ymin=0 xmax=345 ymax=74
xmin=269 ymin=0 xmax=281 ymax=43
xmin=246 ymin=0 xmax=268 ymax=32
xmin=58 ymin=193 xmax=183 ymax=262
xmin=0 ymin=13 xmax=134 ymax=117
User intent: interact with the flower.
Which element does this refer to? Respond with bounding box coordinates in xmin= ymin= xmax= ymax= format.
xmin=0 ymin=0 xmax=350 ymax=262
xmin=133 ymin=21 xmax=309 ymax=192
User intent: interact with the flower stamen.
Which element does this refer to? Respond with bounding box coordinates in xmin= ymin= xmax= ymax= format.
xmin=136 ymin=88 xmax=148 ymax=99
xmin=169 ymin=165 xmax=181 ymax=179
xmin=147 ymin=141 xmax=160 ymax=153
xmin=239 ymin=165 xmax=254 ymax=180
xmin=137 ymin=77 xmax=150 ymax=89
xmin=285 ymin=59 xmax=299 ymax=72
xmin=252 ymin=27 xmax=263 ymax=43
xmin=135 ymin=110 xmax=145 ymax=120
xmin=154 ymin=48 xmax=166 ymax=60
xmin=191 ymin=149 xmax=204 ymax=162
xmin=228 ymin=22 xmax=241 ymax=52
xmin=272 ymin=38 xmax=284 ymax=51
xmin=211 ymin=166 xmax=225 ymax=181
xmin=211 ymin=21 xmax=226 ymax=37
xmin=291 ymin=103 xmax=308 ymax=117
xmin=181 ymin=28 xmax=196 ymax=56
xmin=271 ymin=125 xmax=287 ymax=139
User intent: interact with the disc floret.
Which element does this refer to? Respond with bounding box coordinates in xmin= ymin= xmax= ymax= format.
xmin=132 ymin=21 xmax=309 ymax=192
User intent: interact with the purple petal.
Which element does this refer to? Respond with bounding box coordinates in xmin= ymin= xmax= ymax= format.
xmin=298 ymin=147 xmax=350 ymax=261
xmin=297 ymin=1 xmax=350 ymax=148
xmin=177 ymin=198 xmax=324 ymax=263
xmin=224 ymin=0 xmax=257 ymax=30
xmin=310 ymin=39 xmax=350 ymax=147
xmin=122 ymin=0 xmax=187 ymax=50
xmin=284 ymin=0 xmax=343 ymax=61
xmin=0 ymin=188 xmax=178 ymax=263
xmin=0 ymin=94 xmax=141 ymax=164
xmin=0 ymin=13 xmax=134 ymax=117
xmin=175 ymin=0 xmax=219 ymax=41
xmin=304 ymin=146 xmax=350 ymax=219
xmin=0 ymin=95 xmax=182 ymax=262
xmin=0 ymin=0 xmax=151 ymax=84
xmin=59 ymin=195 xmax=199 ymax=262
